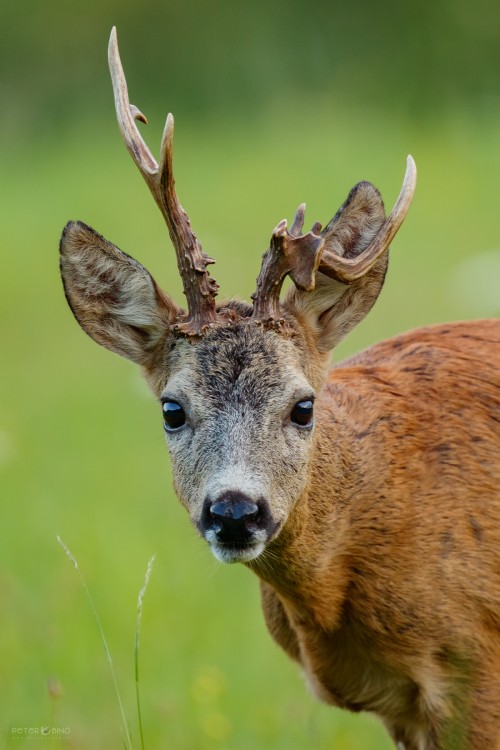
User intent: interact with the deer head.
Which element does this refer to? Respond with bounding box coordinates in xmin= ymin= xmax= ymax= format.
xmin=60 ymin=28 xmax=416 ymax=564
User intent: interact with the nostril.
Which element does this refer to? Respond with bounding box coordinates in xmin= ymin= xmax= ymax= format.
xmin=210 ymin=500 xmax=259 ymax=521
xmin=199 ymin=493 xmax=275 ymax=546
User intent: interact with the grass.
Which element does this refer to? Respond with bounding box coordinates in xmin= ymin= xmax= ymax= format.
xmin=135 ymin=555 xmax=156 ymax=750
xmin=57 ymin=536 xmax=133 ymax=750
xmin=1 ymin=103 xmax=499 ymax=748
xmin=56 ymin=538 xmax=155 ymax=750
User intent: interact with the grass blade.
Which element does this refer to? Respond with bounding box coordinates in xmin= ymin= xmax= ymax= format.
xmin=135 ymin=554 xmax=156 ymax=750
xmin=57 ymin=535 xmax=133 ymax=750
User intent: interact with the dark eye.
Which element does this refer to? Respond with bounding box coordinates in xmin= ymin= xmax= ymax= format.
xmin=162 ymin=401 xmax=186 ymax=431
xmin=290 ymin=399 xmax=314 ymax=427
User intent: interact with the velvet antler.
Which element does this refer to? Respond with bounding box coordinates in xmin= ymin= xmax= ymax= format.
xmin=251 ymin=204 xmax=325 ymax=326
xmin=251 ymin=156 xmax=416 ymax=326
xmin=108 ymin=27 xmax=219 ymax=337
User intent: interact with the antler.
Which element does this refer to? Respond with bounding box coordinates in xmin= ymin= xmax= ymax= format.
xmin=251 ymin=155 xmax=416 ymax=325
xmin=251 ymin=204 xmax=325 ymax=326
xmin=318 ymin=155 xmax=417 ymax=282
xmin=108 ymin=27 xmax=219 ymax=337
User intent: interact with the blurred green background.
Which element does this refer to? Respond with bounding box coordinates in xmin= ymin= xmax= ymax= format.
xmin=1 ymin=0 xmax=500 ymax=748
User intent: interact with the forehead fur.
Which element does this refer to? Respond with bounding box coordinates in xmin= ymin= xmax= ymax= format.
xmin=145 ymin=300 xmax=327 ymax=398
xmin=144 ymin=301 xmax=325 ymax=398
xmin=186 ymin=324 xmax=304 ymax=407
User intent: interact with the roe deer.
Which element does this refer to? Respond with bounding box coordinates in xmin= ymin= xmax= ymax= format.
xmin=59 ymin=28 xmax=500 ymax=750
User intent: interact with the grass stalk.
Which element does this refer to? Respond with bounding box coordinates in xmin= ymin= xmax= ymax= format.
xmin=57 ymin=535 xmax=133 ymax=750
xmin=135 ymin=555 xmax=156 ymax=750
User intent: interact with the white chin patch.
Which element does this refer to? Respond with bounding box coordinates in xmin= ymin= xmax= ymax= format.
xmin=210 ymin=542 xmax=265 ymax=564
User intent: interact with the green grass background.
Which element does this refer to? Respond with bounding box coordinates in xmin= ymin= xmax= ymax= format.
xmin=2 ymin=4 xmax=500 ymax=749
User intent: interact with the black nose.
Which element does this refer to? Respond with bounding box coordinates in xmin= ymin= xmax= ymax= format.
xmin=201 ymin=492 xmax=268 ymax=545
xmin=210 ymin=499 xmax=259 ymax=522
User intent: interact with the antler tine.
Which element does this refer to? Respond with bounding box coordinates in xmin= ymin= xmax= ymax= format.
xmin=108 ymin=27 xmax=158 ymax=177
xmin=290 ymin=203 xmax=306 ymax=236
xmin=251 ymin=156 xmax=416 ymax=327
xmin=108 ymin=27 xmax=219 ymax=337
xmin=318 ymin=155 xmax=417 ymax=283
xmin=251 ymin=206 xmax=324 ymax=326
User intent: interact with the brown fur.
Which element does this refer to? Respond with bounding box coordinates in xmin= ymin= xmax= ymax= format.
xmin=250 ymin=319 xmax=500 ymax=749
xmin=60 ymin=170 xmax=500 ymax=749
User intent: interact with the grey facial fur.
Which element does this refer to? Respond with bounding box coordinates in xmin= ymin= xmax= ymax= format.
xmin=160 ymin=322 xmax=315 ymax=562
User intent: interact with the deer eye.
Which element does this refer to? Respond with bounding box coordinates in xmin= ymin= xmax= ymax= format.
xmin=290 ymin=399 xmax=314 ymax=427
xmin=162 ymin=401 xmax=186 ymax=431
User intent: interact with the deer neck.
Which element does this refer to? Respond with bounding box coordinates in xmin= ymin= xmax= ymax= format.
xmin=248 ymin=414 xmax=353 ymax=631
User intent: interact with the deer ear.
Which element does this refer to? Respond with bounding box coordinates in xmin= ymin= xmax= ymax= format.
xmin=284 ymin=182 xmax=388 ymax=353
xmin=60 ymin=221 xmax=180 ymax=365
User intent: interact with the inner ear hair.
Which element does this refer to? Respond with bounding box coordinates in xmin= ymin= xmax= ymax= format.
xmin=321 ymin=181 xmax=386 ymax=259
xmin=60 ymin=220 xmax=180 ymax=365
xmin=283 ymin=181 xmax=389 ymax=352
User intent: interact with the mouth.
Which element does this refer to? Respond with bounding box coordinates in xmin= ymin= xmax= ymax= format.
xmin=209 ymin=540 xmax=266 ymax=564
xmin=200 ymin=500 xmax=280 ymax=564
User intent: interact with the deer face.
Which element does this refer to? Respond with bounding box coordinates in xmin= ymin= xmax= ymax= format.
xmin=59 ymin=29 xmax=415 ymax=565
xmin=154 ymin=321 xmax=319 ymax=562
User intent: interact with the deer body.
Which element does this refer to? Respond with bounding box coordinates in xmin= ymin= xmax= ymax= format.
xmin=254 ymin=319 xmax=500 ymax=748
xmin=59 ymin=29 xmax=500 ymax=749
